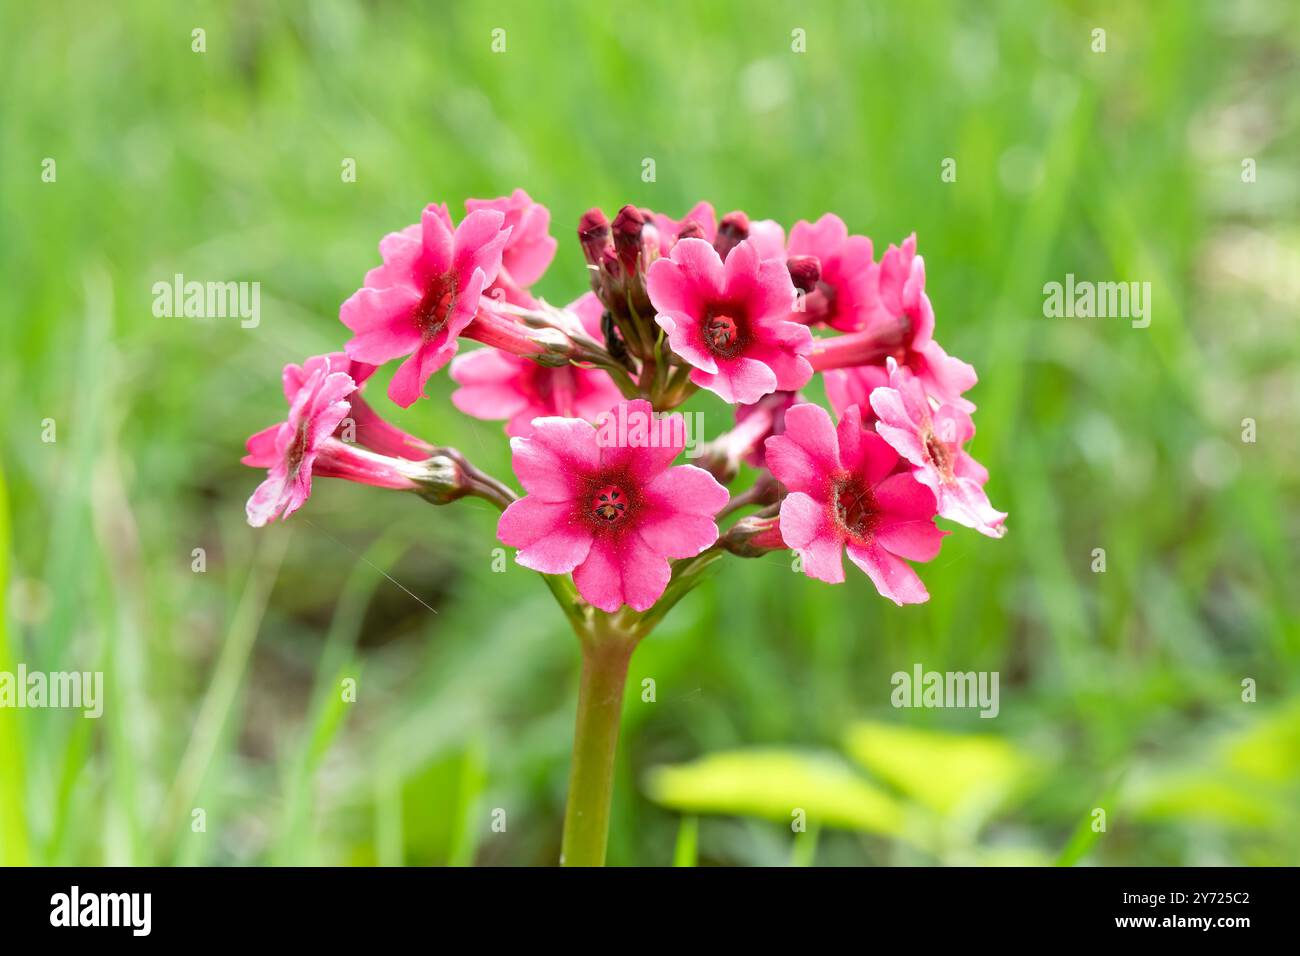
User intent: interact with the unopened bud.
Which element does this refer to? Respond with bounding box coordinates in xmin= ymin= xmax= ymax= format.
xmin=676 ymin=220 xmax=707 ymax=242
xmin=786 ymin=255 xmax=822 ymax=294
xmin=578 ymin=208 xmax=611 ymax=266
xmin=714 ymin=210 xmax=750 ymax=260
xmin=612 ymin=204 xmax=646 ymax=273
xmin=721 ymin=514 xmax=786 ymax=557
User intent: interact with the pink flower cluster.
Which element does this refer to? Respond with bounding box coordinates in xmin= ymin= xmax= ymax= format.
xmin=243 ymin=192 xmax=1004 ymax=611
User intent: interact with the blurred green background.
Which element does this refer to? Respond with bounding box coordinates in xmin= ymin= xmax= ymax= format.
xmin=2 ymin=0 xmax=1297 ymax=867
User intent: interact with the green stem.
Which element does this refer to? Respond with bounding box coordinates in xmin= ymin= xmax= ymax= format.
xmin=560 ymin=617 xmax=636 ymax=866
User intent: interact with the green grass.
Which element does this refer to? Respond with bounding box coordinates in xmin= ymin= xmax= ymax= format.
xmin=1 ymin=0 xmax=1297 ymax=866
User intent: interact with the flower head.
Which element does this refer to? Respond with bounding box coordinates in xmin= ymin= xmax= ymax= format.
xmin=786 ymin=213 xmax=876 ymax=331
xmin=450 ymin=293 xmax=624 ymax=436
xmin=242 ymin=362 xmax=357 ymax=527
xmin=646 ymin=238 xmax=813 ymax=404
xmin=870 ymin=360 xmax=1006 ymax=537
xmin=764 ymin=402 xmax=946 ymax=604
xmin=497 ymin=399 xmax=728 ymax=612
xmin=341 ymin=204 xmax=512 ymax=408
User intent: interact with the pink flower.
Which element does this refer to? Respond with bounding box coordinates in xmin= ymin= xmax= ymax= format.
xmin=764 ymin=402 xmax=946 ymax=604
xmin=341 ymin=204 xmax=512 ymax=408
xmin=277 ymin=352 xmax=434 ymax=461
xmin=450 ymin=292 xmax=624 ymax=436
xmin=849 ymin=233 xmax=977 ymax=411
xmin=243 ymin=361 xmax=421 ymax=527
xmin=644 ymin=202 xmax=717 ymax=256
xmin=646 ymin=238 xmax=813 ymax=404
xmin=785 ymin=213 xmax=876 ymax=332
xmin=466 ymin=189 xmax=557 ymax=304
xmin=870 ymin=360 xmax=1006 ymax=538
xmin=497 ymin=399 xmax=728 ymax=612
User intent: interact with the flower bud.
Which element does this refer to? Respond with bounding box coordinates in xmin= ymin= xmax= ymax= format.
xmin=578 ymin=208 xmax=612 ymax=266
xmin=714 ymin=210 xmax=750 ymax=260
xmin=612 ymin=204 xmax=646 ymax=276
xmin=786 ymin=255 xmax=822 ymax=294
xmin=721 ymin=513 xmax=787 ymax=557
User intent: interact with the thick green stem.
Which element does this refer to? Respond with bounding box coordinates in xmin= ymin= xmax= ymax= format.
xmin=560 ymin=621 xmax=636 ymax=866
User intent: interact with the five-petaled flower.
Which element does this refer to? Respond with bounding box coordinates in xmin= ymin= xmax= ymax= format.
xmin=243 ymin=359 xmax=422 ymax=527
xmin=496 ymin=399 xmax=728 ymax=612
xmin=341 ymin=204 xmax=512 ymax=408
xmin=764 ymin=402 xmax=947 ymax=605
xmin=870 ymin=359 xmax=1006 ymax=538
xmin=646 ymin=238 xmax=813 ymax=404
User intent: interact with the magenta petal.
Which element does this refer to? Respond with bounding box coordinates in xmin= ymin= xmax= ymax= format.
xmin=874 ymin=472 xmax=939 ymax=521
xmin=242 ymin=424 xmax=284 ymax=468
xmin=656 ymin=312 xmax=718 ymax=375
xmin=874 ymin=516 xmax=946 ymax=562
xmin=763 ymin=403 xmax=839 ymax=492
xmin=845 ymin=541 xmax=929 ymax=606
xmin=498 ymin=498 xmax=592 ymax=573
xmin=779 ymin=491 xmax=844 ymax=583
xmin=510 ymin=418 xmax=598 ymax=500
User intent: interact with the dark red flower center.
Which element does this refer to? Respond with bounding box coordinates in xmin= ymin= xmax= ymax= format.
xmin=831 ymin=475 xmax=879 ymax=540
xmin=590 ymin=484 xmax=629 ymax=524
xmin=415 ymin=271 xmax=458 ymax=339
xmin=702 ymin=306 xmax=746 ymax=358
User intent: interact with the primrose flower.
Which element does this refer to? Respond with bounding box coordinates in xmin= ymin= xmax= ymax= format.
xmin=817 ymin=233 xmax=976 ymax=411
xmin=870 ymin=360 xmax=1006 ymax=538
xmin=450 ymin=292 xmax=624 ymax=436
xmin=764 ymin=403 xmax=946 ymax=604
xmin=466 ymin=189 xmax=557 ymax=305
xmin=786 ymin=213 xmax=877 ymax=332
xmin=497 ymin=399 xmax=728 ymax=612
xmin=283 ymin=352 xmax=434 ymax=461
xmin=243 ymin=361 xmax=423 ymax=527
xmin=341 ymin=204 xmax=512 ymax=408
xmin=646 ymin=238 xmax=813 ymax=405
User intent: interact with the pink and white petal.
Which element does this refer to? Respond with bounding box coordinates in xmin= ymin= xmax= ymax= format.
xmin=245 ymin=470 xmax=289 ymax=527
xmin=845 ymin=541 xmax=929 ymax=606
xmin=917 ymin=340 xmax=977 ymax=412
xmin=953 ymin=449 xmax=989 ymax=485
xmin=874 ymin=421 xmax=930 ymax=469
xmin=938 ymin=477 xmax=1007 ymax=538
xmin=779 ymin=491 xmax=844 ymax=584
